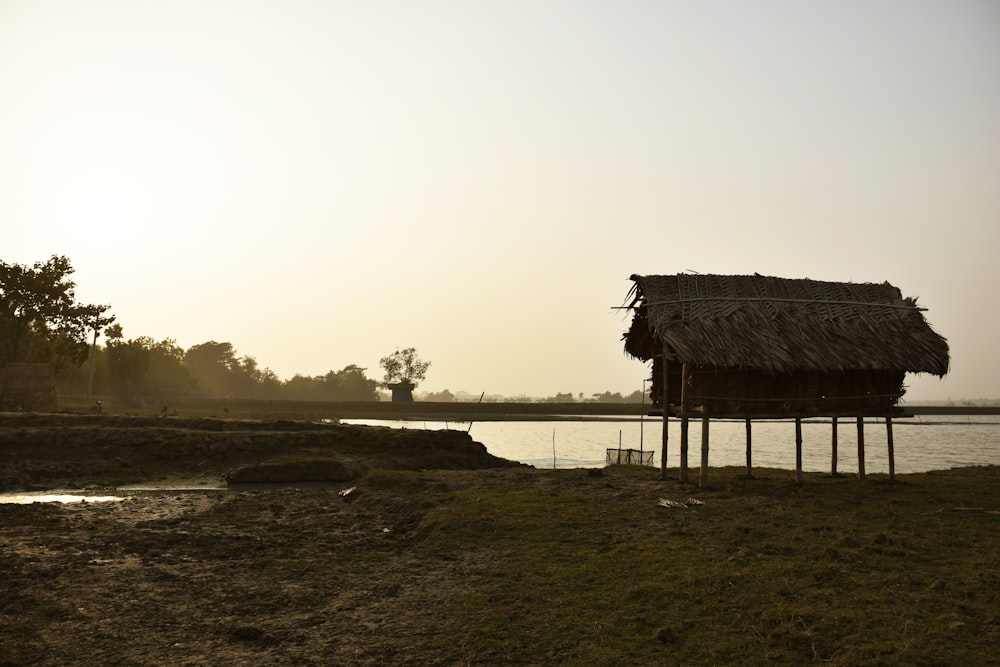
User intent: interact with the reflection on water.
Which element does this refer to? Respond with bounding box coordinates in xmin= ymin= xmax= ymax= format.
xmin=345 ymin=415 xmax=1000 ymax=473
xmin=0 ymin=492 xmax=124 ymax=504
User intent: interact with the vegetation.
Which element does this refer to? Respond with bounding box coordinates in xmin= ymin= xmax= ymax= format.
xmin=2 ymin=456 xmax=996 ymax=664
xmin=0 ymin=255 xmax=113 ymax=372
xmin=1 ymin=255 xmax=648 ymax=407
xmin=379 ymin=346 xmax=430 ymax=388
xmin=393 ymin=465 xmax=999 ymax=664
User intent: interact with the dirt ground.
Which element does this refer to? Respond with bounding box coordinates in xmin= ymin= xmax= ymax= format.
xmin=0 ymin=412 xmax=534 ymax=665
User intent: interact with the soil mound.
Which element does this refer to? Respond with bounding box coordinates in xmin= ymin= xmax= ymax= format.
xmin=0 ymin=412 xmax=522 ymax=491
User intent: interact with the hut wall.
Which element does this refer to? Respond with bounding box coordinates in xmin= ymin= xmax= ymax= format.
xmin=649 ymin=359 xmax=904 ymax=415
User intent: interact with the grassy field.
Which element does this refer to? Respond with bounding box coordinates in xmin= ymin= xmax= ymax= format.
xmin=1 ymin=443 xmax=997 ymax=663
xmin=394 ymin=465 xmax=999 ymax=665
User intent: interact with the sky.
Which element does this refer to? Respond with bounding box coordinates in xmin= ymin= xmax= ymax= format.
xmin=2 ymin=1 xmax=998 ymax=402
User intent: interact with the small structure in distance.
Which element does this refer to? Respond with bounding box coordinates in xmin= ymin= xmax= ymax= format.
xmin=379 ymin=347 xmax=431 ymax=403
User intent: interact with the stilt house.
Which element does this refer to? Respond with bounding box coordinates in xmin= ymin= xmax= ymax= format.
xmin=622 ymin=273 xmax=949 ymax=485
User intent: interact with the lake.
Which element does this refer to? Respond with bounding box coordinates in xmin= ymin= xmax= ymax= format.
xmin=345 ymin=415 xmax=1000 ymax=474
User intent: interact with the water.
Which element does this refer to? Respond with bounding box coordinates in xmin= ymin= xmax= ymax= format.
xmin=345 ymin=415 xmax=1000 ymax=474
xmin=3 ymin=416 xmax=995 ymax=503
xmin=1 ymin=492 xmax=124 ymax=504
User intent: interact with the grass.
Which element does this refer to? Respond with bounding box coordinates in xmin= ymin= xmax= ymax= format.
xmin=401 ymin=465 xmax=998 ymax=666
xmin=2 ymin=463 xmax=996 ymax=664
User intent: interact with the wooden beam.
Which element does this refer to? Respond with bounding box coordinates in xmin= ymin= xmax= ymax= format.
xmin=680 ymin=363 xmax=689 ymax=483
xmin=886 ymin=417 xmax=895 ymax=481
xmin=745 ymin=418 xmax=753 ymax=478
xmin=831 ymin=416 xmax=839 ymax=476
xmin=856 ymin=416 xmax=866 ymax=480
xmin=660 ymin=351 xmax=669 ymax=480
xmin=680 ymin=417 xmax=689 ymax=484
xmin=699 ymin=411 xmax=710 ymax=488
xmin=795 ymin=417 xmax=803 ymax=483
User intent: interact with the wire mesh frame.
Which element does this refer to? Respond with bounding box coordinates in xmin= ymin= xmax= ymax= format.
xmin=606 ymin=448 xmax=656 ymax=466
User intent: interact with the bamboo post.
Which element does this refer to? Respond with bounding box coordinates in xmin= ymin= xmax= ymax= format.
xmin=639 ymin=379 xmax=645 ymax=458
xmin=680 ymin=417 xmax=689 ymax=483
xmin=795 ymin=417 xmax=803 ymax=483
xmin=699 ymin=411 xmax=709 ymax=489
xmin=680 ymin=363 xmax=689 ymax=483
xmin=886 ymin=417 xmax=895 ymax=481
xmin=660 ymin=352 xmax=669 ymax=480
xmin=856 ymin=416 xmax=866 ymax=480
xmin=831 ymin=416 xmax=839 ymax=476
xmin=745 ymin=418 xmax=752 ymax=478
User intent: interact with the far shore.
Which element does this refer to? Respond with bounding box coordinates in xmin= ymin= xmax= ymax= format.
xmin=52 ymin=397 xmax=1000 ymax=422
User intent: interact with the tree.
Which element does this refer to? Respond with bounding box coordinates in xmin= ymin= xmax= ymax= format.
xmin=184 ymin=341 xmax=238 ymax=397
xmin=183 ymin=341 xmax=281 ymax=399
xmin=0 ymin=255 xmax=113 ymax=371
xmin=141 ymin=338 xmax=196 ymax=398
xmin=421 ymin=388 xmax=455 ymax=402
xmin=82 ymin=306 xmax=117 ymax=399
xmin=324 ymin=365 xmax=378 ymax=401
xmin=106 ymin=336 xmax=151 ymax=400
xmin=379 ymin=347 xmax=430 ymax=388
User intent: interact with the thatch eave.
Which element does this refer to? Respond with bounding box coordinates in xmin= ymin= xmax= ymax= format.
xmin=623 ymin=273 xmax=950 ymax=378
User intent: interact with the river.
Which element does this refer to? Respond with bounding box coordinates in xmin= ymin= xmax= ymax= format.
xmin=345 ymin=414 xmax=1000 ymax=474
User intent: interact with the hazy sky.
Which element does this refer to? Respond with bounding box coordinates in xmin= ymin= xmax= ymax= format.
xmin=2 ymin=1 xmax=998 ymax=401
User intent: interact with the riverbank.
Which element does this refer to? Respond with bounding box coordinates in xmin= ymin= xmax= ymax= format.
xmin=0 ymin=412 xmax=518 ymax=492
xmin=1 ymin=413 xmax=997 ymax=664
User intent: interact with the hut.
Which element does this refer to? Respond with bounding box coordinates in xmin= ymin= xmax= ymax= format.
xmin=387 ymin=381 xmax=415 ymax=402
xmin=622 ymin=273 xmax=949 ymax=485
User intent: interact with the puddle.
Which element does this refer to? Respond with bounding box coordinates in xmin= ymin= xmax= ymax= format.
xmin=1 ymin=479 xmax=225 ymax=504
xmin=0 ymin=492 xmax=125 ymax=505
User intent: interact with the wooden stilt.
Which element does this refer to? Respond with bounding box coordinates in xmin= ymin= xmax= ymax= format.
xmin=699 ymin=412 xmax=709 ymax=489
xmin=886 ymin=416 xmax=895 ymax=481
xmin=680 ymin=417 xmax=689 ymax=484
xmin=745 ymin=418 xmax=753 ymax=478
xmin=856 ymin=416 xmax=866 ymax=480
xmin=795 ymin=417 xmax=803 ymax=483
xmin=831 ymin=416 xmax=839 ymax=476
xmin=660 ymin=353 xmax=669 ymax=480
xmin=680 ymin=363 xmax=689 ymax=483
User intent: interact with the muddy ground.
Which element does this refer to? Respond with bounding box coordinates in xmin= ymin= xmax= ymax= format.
xmin=0 ymin=412 xmax=536 ymax=665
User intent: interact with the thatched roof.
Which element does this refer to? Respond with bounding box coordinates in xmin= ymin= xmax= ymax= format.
xmin=623 ymin=274 xmax=949 ymax=377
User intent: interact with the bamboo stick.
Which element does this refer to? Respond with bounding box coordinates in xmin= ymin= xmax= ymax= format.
xmin=745 ymin=418 xmax=752 ymax=479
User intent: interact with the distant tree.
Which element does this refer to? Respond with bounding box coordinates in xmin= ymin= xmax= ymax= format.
xmin=421 ymin=388 xmax=455 ymax=402
xmin=106 ymin=336 xmax=151 ymax=400
xmin=184 ymin=341 xmax=238 ymax=397
xmin=587 ymin=390 xmax=646 ymax=404
xmin=281 ymin=374 xmax=323 ymax=401
xmin=143 ymin=338 xmax=197 ymax=397
xmin=279 ymin=365 xmax=378 ymax=401
xmin=326 ymin=364 xmax=378 ymax=401
xmin=379 ymin=347 xmax=430 ymax=388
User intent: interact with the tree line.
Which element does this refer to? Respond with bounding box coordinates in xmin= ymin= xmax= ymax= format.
xmin=1 ymin=256 xmax=380 ymax=405
xmin=2 ymin=255 xmax=646 ymax=407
